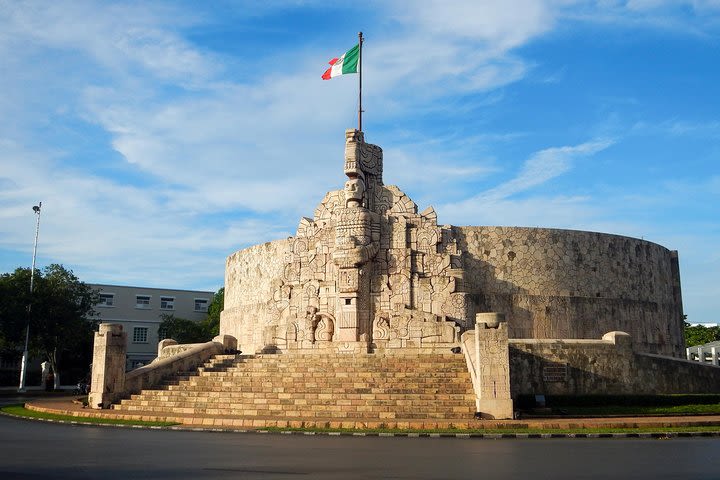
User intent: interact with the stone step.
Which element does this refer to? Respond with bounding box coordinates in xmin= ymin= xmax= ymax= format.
xmin=122 ymin=392 xmax=475 ymax=403
xmin=168 ymin=377 xmax=470 ymax=386
xmin=114 ymin=352 xmax=476 ymax=421
xmin=193 ymin=369 xmax=469 ymax=376
xmin=195 ymin=368 xmax=469 ymax=376
xmin=227 ymin=359 xmax=467 ymax=367
xmin=229 ymin=358 xmax=466 ymax=366
xmin=119 ymin=401 xmax=474 ymax=411
xmin=126 ymin=394 xmax=474 ymax=405
xmin=116 ymin=399 xmax=475 ymax=411
xmin=131 ymin=386 xmax=473 ymax=397
xmin=112 ymin=405 xmax=474 ymax=419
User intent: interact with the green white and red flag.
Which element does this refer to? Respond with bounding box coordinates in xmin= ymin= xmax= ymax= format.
xmin=321 ymin=44 xmax=360 ymax=80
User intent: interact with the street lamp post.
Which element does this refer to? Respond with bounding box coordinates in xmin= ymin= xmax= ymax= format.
xmin=18 ymin=202 xmax=42 ymax=393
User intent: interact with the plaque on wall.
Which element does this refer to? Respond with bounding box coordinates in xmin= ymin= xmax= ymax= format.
xmin=542 ymin=362 xmax=568 ymax=382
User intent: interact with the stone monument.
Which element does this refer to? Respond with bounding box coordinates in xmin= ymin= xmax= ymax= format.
xmin=220 ymin=129 xmax=685 ymax=357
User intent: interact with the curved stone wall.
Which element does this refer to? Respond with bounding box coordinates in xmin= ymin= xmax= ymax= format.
xmin=221 ymin=239 xmax=293 ymax=353
xmin=221 ymin=227 xmax=684 ymax=356
xmin=455 ymin=227 xmax=684 ymax=356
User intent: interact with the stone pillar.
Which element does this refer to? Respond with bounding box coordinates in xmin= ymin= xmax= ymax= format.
xmin=712 ymin=347 xmax=718 ymax=366
xmin=697 ymin=346 xmax=704 ymax=363
xmin=89 ymin=323 xmax=127 ymax=409
xmin=474 ymin=313 xmax=513 ymax=420
xmin=686 ymin=347 xmax=691 ymax=360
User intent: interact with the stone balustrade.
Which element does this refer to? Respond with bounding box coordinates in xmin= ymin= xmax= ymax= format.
xmin=687 ymin=346 xmax=720 ymax=366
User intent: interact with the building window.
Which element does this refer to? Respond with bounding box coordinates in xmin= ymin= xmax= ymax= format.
xmin=194 ymin=298 xmax=209 ymax=312
xmin=132 ymin=327 xmax=148 ymax=343
xmin=160 ymin=296 xmax=175 ymax=310
xmin=135 ymin=295 xmax=151 ymax=309
xmin=158 ymin=327 xmax=169 ymax=340
xmin=98 ymin=293 xmax=114 ymax=307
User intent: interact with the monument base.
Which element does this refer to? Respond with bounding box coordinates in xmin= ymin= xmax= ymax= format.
xmin=335 ymin=341 xmax=370 ymax=354
xmin=476 ymin=398 xmax=515 ymax=420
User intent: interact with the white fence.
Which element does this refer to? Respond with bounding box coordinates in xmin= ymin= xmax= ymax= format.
xmin=686 ymin=346 xmax=719 ymax=366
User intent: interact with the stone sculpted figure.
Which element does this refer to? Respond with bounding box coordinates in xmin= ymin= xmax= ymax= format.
xmin=332 ymin=176 xmax=380 ymax=268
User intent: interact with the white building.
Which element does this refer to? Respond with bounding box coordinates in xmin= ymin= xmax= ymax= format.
xmin=91 ymin=284 xmax=214 ymax=369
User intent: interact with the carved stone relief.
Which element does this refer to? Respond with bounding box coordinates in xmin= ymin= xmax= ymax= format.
xmin=241 ymin=129 xmax=472 ymax=353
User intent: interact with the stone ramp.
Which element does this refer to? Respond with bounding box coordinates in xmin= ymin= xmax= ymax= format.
xmin=112 ymin=352 xmax=476 ymax=423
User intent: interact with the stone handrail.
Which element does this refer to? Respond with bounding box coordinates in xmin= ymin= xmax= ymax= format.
xmin=123 ymin=341 xmax=224 ymax=397
xmin=90 ymin=325 xmax=238 ymax=409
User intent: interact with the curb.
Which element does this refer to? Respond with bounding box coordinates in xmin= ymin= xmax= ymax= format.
xmin=3 ymin=410 xmax=720 ymax=439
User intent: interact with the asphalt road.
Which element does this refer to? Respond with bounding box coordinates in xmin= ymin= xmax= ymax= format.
xmin=0 ymin=415 xmax=718 ymax=480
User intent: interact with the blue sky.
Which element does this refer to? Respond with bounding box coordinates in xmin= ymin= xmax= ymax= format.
xmin=0 ymin=1 xmax=718 ymax=323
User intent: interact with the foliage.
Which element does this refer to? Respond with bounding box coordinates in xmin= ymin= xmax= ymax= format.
xmin=205 ymin=287 xmax=224 ymax=337
xmin=684 ymin=322 xmax=720 ymax=347
xmin=158 ymin=287 xmax=224 ymax=344
xmin=158 ymin=314 xmax=208 ymax=344
xmin=0 ymin=267 xmax=34 ymax=355
xmin=0 ymin=265 xmax=98 ymax=385
xmin=0 ymin=405 xmax=178 ymax=427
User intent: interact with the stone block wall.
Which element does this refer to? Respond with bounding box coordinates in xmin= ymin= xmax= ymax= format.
xmin=456 ymin=227 xmax=684 ymax=356
xmin=509 ymin=332 xmax=720 ymax=395
xmin=221 ymin=238 xmax=293 ymax=354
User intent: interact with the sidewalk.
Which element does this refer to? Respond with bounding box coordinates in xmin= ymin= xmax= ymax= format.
xmin=19 ymin=396 xmax=720 ymax=432
xmin=0 ymin=388 xmax=78 ymax=399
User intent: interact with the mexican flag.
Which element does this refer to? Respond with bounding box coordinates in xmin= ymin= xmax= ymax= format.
xmin=321 ymin=44 xmax=359 ymax=80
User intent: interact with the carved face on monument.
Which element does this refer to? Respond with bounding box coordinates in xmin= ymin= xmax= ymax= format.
xmin=344 ymin=178 xmax=365 ymax=206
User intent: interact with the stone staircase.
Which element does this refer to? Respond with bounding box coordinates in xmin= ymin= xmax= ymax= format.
xmin=112 ymin=352 xmax=476 ymax=426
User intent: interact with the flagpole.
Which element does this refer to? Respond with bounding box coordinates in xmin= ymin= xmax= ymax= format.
xmin=358 ymin=31 xmax=363 ymax=132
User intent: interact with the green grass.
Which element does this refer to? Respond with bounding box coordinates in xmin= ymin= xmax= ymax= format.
xmin=0 ymin=405 xmax=179 ymax=427
xmin=257 ymin=425 xmax=720 ymax=435
xmin=516 ymin=394 xmax=720 ymax=409
xmin=517 ymin=394 xmax=720 ymax=416
xmin=557 ymin=404 xmax=720 ymax=416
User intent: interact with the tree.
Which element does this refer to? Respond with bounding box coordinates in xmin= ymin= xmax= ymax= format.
xmin=0 ymin=267 xmax=33 ymax=355
xmin=0 ymin=265 xmax=98 ymax=388
xmin=158 ymin=314 xmax=208 ymax=344
xmin=158 ymin=287 xmax=224 ymax=344
xmin=684 ymin=322 xmax=720 ymax=347
xmin=205 ymin=287 xmax=224 ymax=337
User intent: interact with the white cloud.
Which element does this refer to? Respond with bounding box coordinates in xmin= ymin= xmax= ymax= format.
xmin=0 ymin=1 xmax=217 ymax=85
xmin=431 ymin=139 xmax=614 ymax=229
xmin=626 ymin=0 xmax=720 ymax=12
xmin=475 ymin=140 xmax=613 ymax=203
xmin=0 ymin=138 xmax=291 ymax=290
xmin=439 ymin=194 xmax=599 ymax=229
xmin=387 ymin=0 xmax=558 ymax=49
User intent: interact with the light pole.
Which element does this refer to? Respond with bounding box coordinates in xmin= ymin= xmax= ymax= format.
xmin=18 ymin=202 xmax=42 ymax=393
